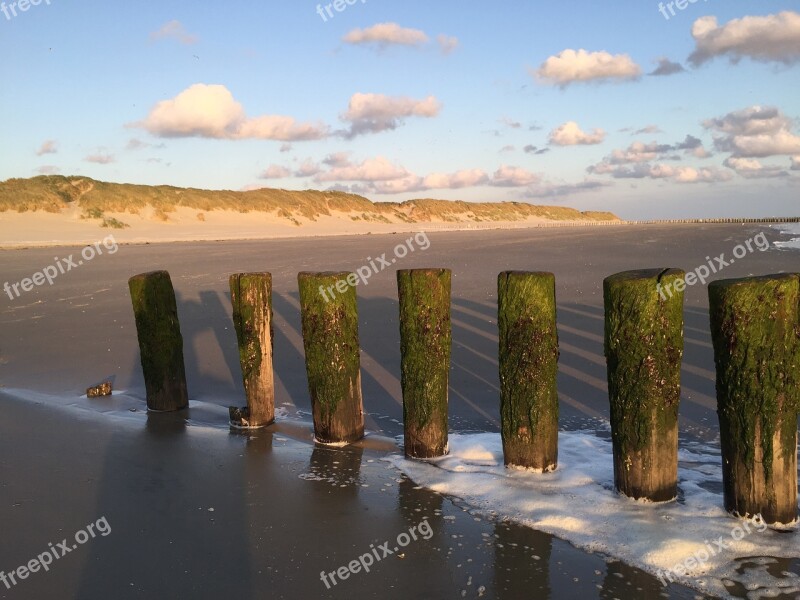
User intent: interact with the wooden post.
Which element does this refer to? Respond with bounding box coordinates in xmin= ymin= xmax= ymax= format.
xmin=229 ymin=273 xmax=275 ymax=428
xmin=709 ymin=274 xmax=800 ymax=524
xmin=603 ymin=268 xmax=685 ymax=501
xmin=298 ymin=272 xmax=364 ymax=444
xmin=498 ymin=271 xmax=559 ymax=471
xmin=397 ymin=269 xmax=451 ymax=458
xmin=128 ymin=270 xmax=188 ymax=411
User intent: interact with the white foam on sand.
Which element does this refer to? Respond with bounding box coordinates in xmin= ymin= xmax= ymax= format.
xmin=386 ymin=431 xmax=800 ymax=599
xmin=772 ymin=224 xmax=800 ymax=251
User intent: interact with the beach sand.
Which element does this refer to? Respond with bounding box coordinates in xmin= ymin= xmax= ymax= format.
xmin=1 ymin=223 xmax=797 ymax=599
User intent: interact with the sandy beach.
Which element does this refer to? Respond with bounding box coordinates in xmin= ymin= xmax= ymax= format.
xmin=1 ymin=223 xmax=798 ymax=599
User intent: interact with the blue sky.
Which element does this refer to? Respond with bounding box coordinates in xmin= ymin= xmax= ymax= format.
xmin=1 ymin=0 xmax=798 ymax=219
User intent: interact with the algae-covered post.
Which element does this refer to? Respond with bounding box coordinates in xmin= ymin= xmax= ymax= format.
xmin=298 ymin=272 xmax=364 ymax=444
xmin=498 ymin=271 xmax=559 ymax=471
xmin=603 ymin=268 xmax=685 ymax=502
xmin=709 ymin=274 xmax=800 ymax=524
xmin=229 ymin=273 xmax=275 ymax=428
xmin=397 ymin=268 xmax=451 ymax=459
xmin=128 ymin=270 xmax=189 ymax=412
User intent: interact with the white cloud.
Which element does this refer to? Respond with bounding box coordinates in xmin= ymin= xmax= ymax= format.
xmin=314 ymin=156 xmax=411 ymax=183
xmin=437 ymin=34 xmax=459 ymax=55
xmin=295 ymin=159 xmax=321 ymax=178
xmin=36 ymin=165 xmax=60 ymax=175
xmin=322 ymin=152 xmax=352 ymax=168
xmin=549 ymin=121 xmax=606 ymax=146
xmin=339 ymin=93 xmax=441 ymax=138
xmin=723 ymin=157 xmax=789 ymax=179
xmin=150 ymin=20 xmax=198 ymax=45
xmin=689 ymin=11 xmax=800 ymax=66
xmin=135 ymin=84 xmax=328 ymax=141
xmin=704 ymin=106 xmax=800 ymax=157
xmin=85 ymin=153 xmax=115 ymax=164
xmin=35 ymin=140 xmax=58 ymax=156
xmin=589 ymin=162 xmax=732 ymax=183
xmin=792 ymin=156 xmax=800 ymax=170
xmin=343 ymin=23 xmax=428 ymax=48
xmin=259 ymin=165 xmax=291 ymax=179
xmin=535 ymin=49 xmax=641 ymax=87
xmin=425 ymin=169 xmax=489 ymax=189
xmin=489 ymin=166 xmax=540 ymax=187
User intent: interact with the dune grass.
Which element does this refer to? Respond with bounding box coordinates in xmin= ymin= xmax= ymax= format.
xmin=0 ymin=175 xmax=620 ymax=224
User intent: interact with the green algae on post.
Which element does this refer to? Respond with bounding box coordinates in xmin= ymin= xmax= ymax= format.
xmin=397 ymin=268 xmax=451 ymax=459
xmin=229 ymin=273 xmax=275 ymax=428
xmin=498 ymin=271 xmax=559 ymax=471
xmin=603 ymin=268 xmax=685 ymax=502
xmin=298 ymin=272 xmax=364 ymax=444
xmin=708 ymin=274 xmax=800 ymax=524
xmin=128 ymin=270 xmax=188 ymax=411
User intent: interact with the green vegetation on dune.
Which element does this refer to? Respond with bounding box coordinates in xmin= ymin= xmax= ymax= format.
xmin=0 ymin=175 xmax=620 ymax=223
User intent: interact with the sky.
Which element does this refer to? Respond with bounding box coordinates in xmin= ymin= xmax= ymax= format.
xmin=1 ymin=0 xmax=798 ymax=219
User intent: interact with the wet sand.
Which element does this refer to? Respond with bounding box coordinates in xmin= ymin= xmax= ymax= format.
xmin=0 ymin=223 xmax=797 ymax=598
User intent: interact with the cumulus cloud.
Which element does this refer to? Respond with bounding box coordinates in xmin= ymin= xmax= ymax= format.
xmin=549 ymin=121 xmax=606 ymax=146
xmin=135 ymin=84 xmax=329 ymax=141
xmin=437 ymin=34 xmax=459 ymax=55
xmin=259 ymin=165 xmax=291 ymax=179
xmin=489 ymin=166 xmax=540 ymax=187
xmin=689 ymin=11 xmax=800 ymax=66
xmin=314 ymin=156 xmax=411 ymax=183
xmin=704 ymin=105 xmax=800 ymax=157
xmin=425 ymin=169 xmax=490 ymax=189
xmin=322 ymin=152 xmax=352 ymax=168
xmin=310 ymin=155 xmax=540 ymax=195
xmin=36 ymin=165 xmax=60 ymax=175
xmin=35 ymin=140 xmax=58 ymax=156
xmin=589 ymin=162 xmax=732 ymax=183
xmin=295 ymin=159 xmax=321 ymax=178
xmin=534 ymin=49 xmax=641 ymax=87
xmin=339 ymin=93 xmax=441 ymax=138
xmin=343 ymin=23 xmax=428 ymax=48
xmin=649 ymin=58 xmax=685 ymax=76
xmin=150 ymin=20 xmax=198 ymax=45
xmin=723 ymin=157 xmax=789 ymax=179
xmin=85 ymin=153 xmax=115 ymax=164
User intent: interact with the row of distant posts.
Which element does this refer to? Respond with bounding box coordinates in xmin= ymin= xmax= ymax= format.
xmin=127 ymin=268 xmax=800 ymax=525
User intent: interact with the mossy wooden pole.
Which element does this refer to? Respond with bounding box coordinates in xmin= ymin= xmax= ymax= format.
xmin=128 ymin=270 xmax=188 ymax=412
xmin=397 ymin=269 xmax=451 ymax=459
xmin=709 ymin=274 xmax=800 ymax=524
xmin=603 ymin=268 xmax=685 ymax=501
xmin=498 ymin=271 xmax=559 ymax=471
xmin=298 ymin=272 xmax=364 ymax=444
xmin=229 ymin=273 xmax=275 ymax=428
